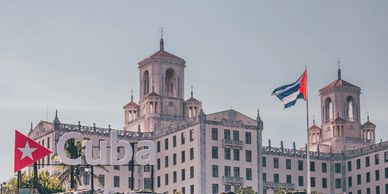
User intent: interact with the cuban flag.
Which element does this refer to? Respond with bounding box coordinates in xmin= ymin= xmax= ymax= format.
xmin=272 ymin=70 xmax=308 ymax=109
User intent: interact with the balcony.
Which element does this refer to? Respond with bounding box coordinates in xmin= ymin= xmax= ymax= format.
xmin=223 ymin=176 xmax=244 ymax=186
xmin=263 ymin=182 xmax=295 ymax=190
xmin=222 ymin=139 xmax=244 ymax=149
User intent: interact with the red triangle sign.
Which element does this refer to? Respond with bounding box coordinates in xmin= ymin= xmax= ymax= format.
xmin=14 ymin=130 xmax=52 ymax=172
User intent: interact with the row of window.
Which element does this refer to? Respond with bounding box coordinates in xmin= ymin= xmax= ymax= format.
xmin=211 ymin=147 xmax=252 ymax=162
xmin=348 ymin=184 xmax=388 ymax=194
xmin=211 ymin=165 xmax=252 ymax=180
xmin=212 ymin=184 xmax=240 ymax=194
xmin=156 ymin=148 xmax=194 ymax=170
xmin=156 ymin=130 xmax=194 ymax=152
xmin=156 ymin=166 xmax=195 ymax=187
xmin=263 ymin=173 xmax=333 ymax=188
xmin=263 ymin=153 xmax=388 ymax=173
xmin=211 ymin=128 xmax=252 ymax=144
xmin=348 ymin=168 xmax=388 ymax=187
xmin=167 ymin=185 xmax=195 ymax=194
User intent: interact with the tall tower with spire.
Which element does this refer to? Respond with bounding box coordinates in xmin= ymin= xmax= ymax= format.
xmin=123 ymin=33 xmax=191 ymax=132
xmin=308 ymin=63 xmax=375 ymax=153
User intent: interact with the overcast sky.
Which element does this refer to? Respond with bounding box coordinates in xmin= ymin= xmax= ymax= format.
xmin=1 ymin=1 xmax=388 ymax=180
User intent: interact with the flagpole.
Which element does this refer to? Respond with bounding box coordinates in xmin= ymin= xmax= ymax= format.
xmin=305 ymin=67 xmax=311 ymax=194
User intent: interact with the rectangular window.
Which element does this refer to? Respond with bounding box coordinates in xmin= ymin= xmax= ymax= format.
xmin=335 ymin=163 xmax=341 ymax=173
xmin=375 ymin=170 xmax=380 ymax=181
xmin=47 ymin=137 xmax=50 ymax=149
xmin=181 ymin=132 xmax=185 ymax=145
xmin=190 ymin=166 xmax=194 ymax=178
xmin=225 ymin=148 xmax=231 ymax=160
xmin=385 ymin=167 xmax=388 ymax=178
xmin=263 ymin=173 xmax=267 ymax=182
xmin=233 ymin=167 xmax=240 ymax=178
xmin=165 ymin=156 xmax=169 ymax=168
xmin=173 ymin=135 xmax=177 ymax=148
xmin=366 ymin=188 xmax=370 ymax=194
xmin=366 ymin=172 xmax=370 ymax=183
xmin=157 ymin=159 xmax=160 ymax=170
xmin=212 ymin=165 xmax=218 ymax=177
xmin=225 ymin=185 xmax=231 ymax=192
xmin=335 ymin=178 xmax=342 ymax=189
xmin=114 ymin=165 xmax=120 ymax=170
xmin=245 ymin=132 xmax=251 ymax=144
xmin=144 ymin=165 xmax=151 ymax=172
xmin=322 ymin=162 xmax=327 ymax=173
xmin=375 ymin=154 xmax=380 ymax=165
xmin=212 ymin=184 xmax=219 ymax=194
xmin=212 ymin=147 xmax=218 ymax=159
xmin=233 ymin=149 xmax=240 ymax=161
xmin=173 ymin=153 xmax=177 ymax=165
xmin=348 ymin=176 xmax=352 ymax=187
xmin=376 ymin=186 xmax=380 ymax=194
xmin=357 ymin=174 xmax=361 ymax=185
xmin=157 ymin=176 xmax=160 ymax=188
xmin=189 ymin=129 xmax=194 ymax=142
xmin=182 ymin=187 xmax=185 ymax=194
xmin=190 ymin=185 xmax=194 ymax=194
xmin=246 ymin=150 xmax=252 ymax=162
xmin=262 ymin=157 xmax=267 ymax=167
xmin=233 ymin=130 xmax=239 ymax=140
xmin=298 ymin=176 xmax=304 ymax=186
xmin=322 ymin=178 xmax=327 ymax=188
xmin=99 ymin=175 xmax=105 ymax=187
xmin=164 ymin=138 xmax=169 ymax=150
xmin=113 ymin=176 xmax=120 ymax=187
xmin=310 ymin=161 xmax=315 ymax=172
xmin=173 ymin=171 xmax=177 ymax=183
xmin=225 ymin=166 xmax=231 ymax=177
xmin=311 ymin=177 xmax=316 ymax=187
xmin=182 ymin=150 xmax=186 ymax=163
xmin=211 ymin=128 xmax=218 ymax=140
xmin=157 ymin=141 xmax=161 ymax=152
xmin=366 ymin=156 xmax=370 ymax=167
xmin=298 ymin=160 xmax=303 ymax=171
xmin=286 ymin=159 xmax=292 ymax=170
xmin=273 ymin=158 xmax=279 ymax=169
xmin=144 ymin=178 xmax=151 ymax=189
xmin=224 ymin=129 xmax=230 ymax=140
xmin=286 ymin=175 xmax=292 ymax=184
xmin=357 ymin=159 xmax=361 ymax=169
xmin=181 ymin=169 xmax=186 ymax=181
xmin=274 ymin=174 xmax=279 ymax=183
xmin=165 ymin=173 xmax=169 ymax=185
xmin=246 ymin=168 xmax=252 ymax=181
xmin=190 ymin=148 xmax=194 ymax=160
xmin=348 ymin=161 xmax=352 ymax=171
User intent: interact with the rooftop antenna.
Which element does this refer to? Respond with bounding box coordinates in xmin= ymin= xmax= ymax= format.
xmin=159 ymin=26 xmax=164 ymax=51
xmin=131 ymin=88 xmax=134 ymax=102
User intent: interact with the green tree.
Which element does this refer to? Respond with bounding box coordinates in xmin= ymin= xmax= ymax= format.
xmin=236 ymin=186 xmax=255 ymax=194
xmin=52 ymin=138 xmax=108 ymax=190
xmin=2 ymin=171 xmax=64 ymax=194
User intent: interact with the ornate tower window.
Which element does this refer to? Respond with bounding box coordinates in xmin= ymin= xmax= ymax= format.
xmin=143 ymin=70 xmax=150 ymax=95
xmin=346 ymin=96 xmax=355 ymax=121
xmin=165 ymin=68 xmax=176 ymax=97
xmin=325 ymin=98 xmax=333 ymax=122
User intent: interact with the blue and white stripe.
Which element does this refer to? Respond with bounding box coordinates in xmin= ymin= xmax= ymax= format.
xmin=272 ymin=75 xmax=304 ymax=109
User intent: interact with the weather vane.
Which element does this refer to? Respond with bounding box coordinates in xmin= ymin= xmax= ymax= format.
xmin=160 ymin=26 xmax=164 ymax=39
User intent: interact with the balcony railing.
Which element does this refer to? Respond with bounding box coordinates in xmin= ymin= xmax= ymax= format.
xmin=263 ymin=182 xmax=295 ymax=190
xmin=223 ymin=176 xmax=244 ymax=186
xmin=222 ymin=139 xmax=244 ymax=149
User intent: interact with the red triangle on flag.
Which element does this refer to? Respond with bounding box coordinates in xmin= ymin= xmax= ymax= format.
xmin=14 ymin=130 xmax=52 ymax=172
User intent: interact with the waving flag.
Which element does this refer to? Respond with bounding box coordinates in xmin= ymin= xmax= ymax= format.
xmin=272 ymin=70 xmax=307 ymax=109
xmin=14 ymin=130 xmax=52 ymax=172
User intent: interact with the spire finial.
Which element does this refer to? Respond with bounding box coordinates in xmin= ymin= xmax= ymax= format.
xmin=367 ymin=112 xmax=370 ymax=122
xmin=30 ymin=122 xmax=33 ymax=132
xmin=337 ymin=57 xmax=342 ymax=80
xmin=53 ymin=109 xmax=60 ymax=124
xmin=159 ymin=27 xmax=164 ymax=51
xmin=190 ymin=85 xmax=194 ymax=98
xmin=131 ymin=89 xmax=134 ymax=102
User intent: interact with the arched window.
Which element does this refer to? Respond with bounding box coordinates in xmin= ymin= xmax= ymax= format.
xmin=143 ymin=71 xmax=149 ymax=95
xmin=347 ymin=96 xmax=355 ymax=121
xmin=165 ymin=69 xmax=175 ymax=97
xmin=325 ymin=98 xmax=333 ymax=122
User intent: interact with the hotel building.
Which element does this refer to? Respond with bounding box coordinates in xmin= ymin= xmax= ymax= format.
xmin=28 ymin=38 xmax=388 ymax=194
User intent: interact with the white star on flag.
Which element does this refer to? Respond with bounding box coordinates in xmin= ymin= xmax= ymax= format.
xmin=18 ymin=142 xmax=37 ymax=160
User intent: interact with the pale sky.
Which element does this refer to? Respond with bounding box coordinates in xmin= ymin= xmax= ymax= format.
xmin=1 ymin=1 xmax=388 ymax=180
